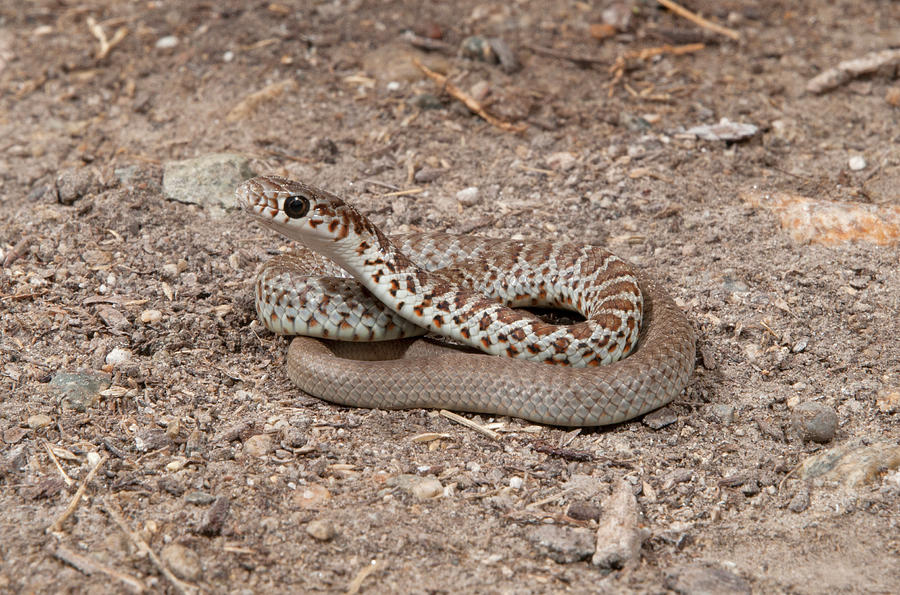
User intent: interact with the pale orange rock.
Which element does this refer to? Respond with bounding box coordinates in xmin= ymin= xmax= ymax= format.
xmin=742 ymin=191 xmax=900 ymax=246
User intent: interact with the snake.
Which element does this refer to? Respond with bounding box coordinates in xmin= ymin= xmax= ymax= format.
xmin=236 ymin=175 xmax=695 ymax=426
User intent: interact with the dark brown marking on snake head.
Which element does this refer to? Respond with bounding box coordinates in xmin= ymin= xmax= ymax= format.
xmin=389 ymin=279 xmax=400 ymax=297
xmin=364 ymin=257 xmax=384 ymax=266
xmin=406 ymin=277 xmax=417 ymax=294
xmin=335 ymin=223 xmax=348 ymax=241
xmin=328 ymin=219 xmax=340 ymax=233
xmin=432 ymin=315 xmax=443 ymax=328
xmin=371 ymin=270 xmax=383 ymax=284
xmin=356 ymin=240 xmax=370 ymax=256
xmin=308 ymin=219 xmax=323 ymax=228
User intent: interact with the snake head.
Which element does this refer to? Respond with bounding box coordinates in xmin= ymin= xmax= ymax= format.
xmin=236 ymin=175 xmax=393 ymax=267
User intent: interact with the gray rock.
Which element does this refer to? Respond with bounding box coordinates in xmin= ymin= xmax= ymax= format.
xmin=592 ymin=479 xmax=643 ymax=570
xmin=791 ymin=401 xmax=838 ymax=443
xmin=799 ymin=441 xmax=900 ymax=487
xmin=55 ymin=168 xmax=97 ymax=204
xmin=49 ymin=372 xmax=110 ymax=412
xmin=711 ymin=404 xmax=735 ymax=424
xmin=788 ymin=489 xmax=810 ymax=513
xmin=642 ymin=406 xmax=678 ymax=429
xmin=162 ymin=153 xmax=254 ymax=215
xmin=527 ymin=525 xmax=594 ymax=564
xmin=306 ymin=519 xmax=337 ymax=541
xmin=161 ymin=543 xmax=202 ymax=581
xmin=666 ymin=563 xmax=751 ymax=595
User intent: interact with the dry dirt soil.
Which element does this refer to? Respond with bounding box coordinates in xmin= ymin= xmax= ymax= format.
xmin=1 ymin=1 xmax=899 ymax=593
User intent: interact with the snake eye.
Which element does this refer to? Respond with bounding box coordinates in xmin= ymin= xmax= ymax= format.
xmin=283 ymin=195 xmax=310 ymax=219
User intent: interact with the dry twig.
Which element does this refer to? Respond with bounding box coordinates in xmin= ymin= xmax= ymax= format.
xmin=656 ymin=0 xmax=740 ymax=41
xmin=53 ymin=545 xmax=147 ymax=592
xmin=412 ymin=58 xmax=527 ymax=133
xmin=806 ymin=48 xmax=900 ymax=94
xmin=46 ymin=454 xmax=108 ymax=534
xmin=608 ymin=43 xmax=705 ymax=95
xmin=87 ymin=17 xmax=128 ymax=60
xmin=104 ymin=495 xmax=200 ymax=595
xmin=439 ymin=410 xmax=500 ymax=440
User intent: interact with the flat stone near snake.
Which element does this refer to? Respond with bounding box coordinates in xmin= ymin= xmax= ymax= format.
xmin=236 ymin=175 xmax=695 ymax=426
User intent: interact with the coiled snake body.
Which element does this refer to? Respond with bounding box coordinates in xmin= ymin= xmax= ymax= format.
xmin=237 ymin=176 xmax=695 ymax=426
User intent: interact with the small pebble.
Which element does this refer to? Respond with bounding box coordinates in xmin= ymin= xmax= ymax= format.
xmin=411 ymin=477 xmax=443 ymax=500
xmin=27 ymin=414 xmax=52 ymax=429
xmin=509 ymin=476 xmax=524 ymax=489
xmin=455 ymin=186 xmax=479 ymax=206
xmin=140 ymin=309 xmax=163 ymax=323
xmin=105 ymin=347 xmax=132 ymax=366
xmin=244 ymin=433 xmax=273 ymax=457
xmin=306 ymin=519 xmax=337 ymax=541
xmin=791 ymin=401 xmax=838 ymax=443
xmin=293 ymin=484 xmax=331 ymax=508
xmin=546 ymin=151 xmax=577 ymax=171
xmin=156 ymin=35 xmax=178 ymax=49
xmin=848 ymin=155 xmax=866 ymax=171
xmin=160 ymin=544 xmax=202 ymax=581
xmin=527 ymin=525 xmax=594 ymax=564
xmin=788 ymin=489 xmax=810 ymax=513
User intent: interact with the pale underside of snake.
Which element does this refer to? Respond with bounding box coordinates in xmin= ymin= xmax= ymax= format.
xmin=236 ymin=175 xmax=695 ymax=426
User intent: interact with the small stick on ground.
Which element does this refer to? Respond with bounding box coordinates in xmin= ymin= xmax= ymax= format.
xmin=46 ymin=454 xmax=108 ymax=534
xmin=87 ymin=17 xmax=128 ymax=60
xmin=656 ymin=0 xmax=740 ymax=41
xmin=608 ymin=43 xmax=705 ymax=95
xmin=346 ymin=559 xmax=382 ymax=595
xmin=524 ymin=44 xmax=607 ymax=67
xmin=104 ymin=495 xmax=200 ymax=595
xmin=43 ymin=439 xmax=75 ymax=487
xmin=439 ymin=410 xmax=501 ymax=440
xmin=412 ymin=58 xmax=527 ymax=133
xmin=53 ymin=544 xmax=147 ymax=593
xmin=526 ymin=486 xmax=578 ymax=509
xmin=806 ymin=48 xmax=900 ymax=94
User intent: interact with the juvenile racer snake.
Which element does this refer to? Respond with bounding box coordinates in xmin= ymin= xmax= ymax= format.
xmin=237 ymin=175 xmax=695 ymax=426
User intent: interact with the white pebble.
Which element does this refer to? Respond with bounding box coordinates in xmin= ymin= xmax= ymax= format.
xmin=140 ymin=309 xmax=163 ymax=323
xmin=105 ymin=347 xmax=132 ymax=365
xmin=223 ymin=50 xmax=234 ymax=62
xmin=509 ymin=476 xmax=524 ymax=489
xmin=156 ymin=35 xmax=178 ymax=49
xmin=456 ymin=186 xmax=480 ymax=206
xmin=848 ymin=155 xmax=866 ymax=171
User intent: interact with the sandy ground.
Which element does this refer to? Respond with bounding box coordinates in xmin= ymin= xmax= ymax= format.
xmin=1 ymin=1 xmax=898 ymax=593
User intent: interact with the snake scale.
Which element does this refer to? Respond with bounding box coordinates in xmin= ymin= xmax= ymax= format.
xmin=237 ymin=175 xmax=695 ymax=426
